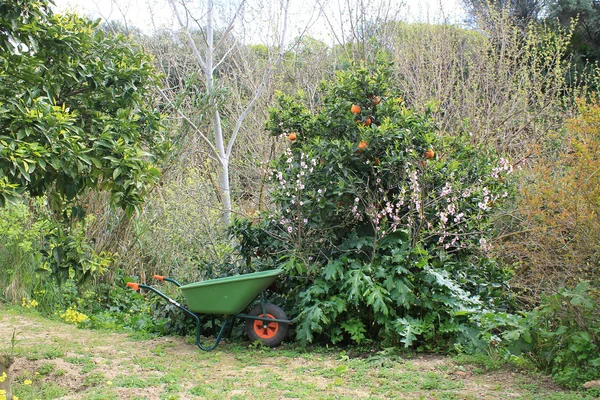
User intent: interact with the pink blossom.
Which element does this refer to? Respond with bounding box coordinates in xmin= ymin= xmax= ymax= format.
xmin=440 ymin=182 xmax=452 ymax=197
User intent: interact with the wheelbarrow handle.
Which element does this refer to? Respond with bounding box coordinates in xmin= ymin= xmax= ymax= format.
xmin=152 ymin=274 xmax=182 ymax=287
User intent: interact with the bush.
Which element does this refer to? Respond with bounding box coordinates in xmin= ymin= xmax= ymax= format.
xmin=502 ymin=99 xmax=600 ymax=302
xmin=123 ymin=166 xmax=234 ymax=283
xmin=230 ymin=61 xmax=515 ymax=349
xmin=475 ymin=281 xmax=600 ymax=388
xmin=0 ymin=201 xmax=48 ymax=304
xmin=386 ymin=16 xmax=575 ymax=155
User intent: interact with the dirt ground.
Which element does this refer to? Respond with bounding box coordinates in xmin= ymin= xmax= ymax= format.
xmin=0 ymin=308 xmax=577 ymax=399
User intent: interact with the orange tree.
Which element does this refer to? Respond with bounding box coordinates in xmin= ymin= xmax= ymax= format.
xmin=0 ymin=0 xmax=167 ymax=283
xmin=231 ymin=62 xmax=515 ymax=349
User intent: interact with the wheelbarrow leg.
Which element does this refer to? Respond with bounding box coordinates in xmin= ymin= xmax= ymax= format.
xmin=195 ymin=315 xmax=235 ymax=351
xmin=127 ymin=283 xmax=231 ymax=351
xmin=226 ymin=316 xmax=237 ymax=338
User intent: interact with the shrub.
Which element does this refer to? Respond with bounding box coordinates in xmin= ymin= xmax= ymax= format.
xmin=502 ymin=99 xmax=600 ymax=302
xmin=386 ymin=16 xmax=575 ymax=155
xmin=0 ymin=201 xmax=48 ymax=303
xmin=123 ymin=166 xmax=234 ymax=282
xmin=475 ymin=281 xmax=600 ymax=388
xmin=230 ymin=61 xmax=515 ymax=349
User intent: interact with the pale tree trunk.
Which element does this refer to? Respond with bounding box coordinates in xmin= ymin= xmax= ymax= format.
xmin=164 ymin=0 xmax=294 ymax=226
xmin=205 ymin=0 xmax=232 ymax=224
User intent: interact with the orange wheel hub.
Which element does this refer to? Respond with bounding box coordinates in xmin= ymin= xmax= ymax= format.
xmin=253 ymin=314 xmax=279 ymax=339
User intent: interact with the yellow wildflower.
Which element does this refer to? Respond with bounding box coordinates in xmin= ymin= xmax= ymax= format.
xmin=24 ymin=379 xmax=32 ymax=385
xmin=0 ymin=372 xmax=6 ymax=382
xmin=59 ymin=307 xmax=88 ymax=326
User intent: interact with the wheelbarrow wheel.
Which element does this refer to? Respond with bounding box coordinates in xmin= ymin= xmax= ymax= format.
xmin=245 ymin=303 xmax=288 ymax=347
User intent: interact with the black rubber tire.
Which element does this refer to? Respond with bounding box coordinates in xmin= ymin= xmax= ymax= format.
xmin=245 ymin=303 xmax=289 ymax=347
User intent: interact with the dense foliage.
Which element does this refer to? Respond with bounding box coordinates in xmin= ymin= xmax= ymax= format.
xmin=1 ymin=0 xmax=599 ymax=391
xmin=0 ymin=0 xmax=167 ymax=283
xmin=231 ymin=62 xmax=515 ymax=349
xmin=0 ymin=0 xmax=165 ymax=211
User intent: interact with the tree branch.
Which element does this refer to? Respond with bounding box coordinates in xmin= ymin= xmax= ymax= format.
xmin=167 ymin=0 xmax=207 ymax=71
xmin=157 ymin=87 xmax=222 ymax=166
xmin=214 ymin=0 xmax=247 ymax=51
xmin=226 ymin=0 xmax=292 ymax=158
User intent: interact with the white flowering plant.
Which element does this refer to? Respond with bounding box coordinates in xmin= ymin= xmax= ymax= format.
xmin=230 ymin=61 xmax=515 ymax=348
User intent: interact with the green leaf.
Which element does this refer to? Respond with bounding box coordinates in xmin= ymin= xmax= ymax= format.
xmin=365 ymin=285 xmax=389 ymax=316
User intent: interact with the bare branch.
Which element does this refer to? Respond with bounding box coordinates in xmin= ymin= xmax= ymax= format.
xmin=157 ymin=88 xmax=222 ymax=166
xmin=212 ymin=42 xmax=237 ymax=73
xmin=167 ymin=0 xmax=207 ymax=70
xmin=225 ymin=0 xmax=292 ymax=158
xmin=214 ymin=0 xmax=247 ymax=51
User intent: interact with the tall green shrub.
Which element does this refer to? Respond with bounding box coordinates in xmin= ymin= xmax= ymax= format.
xmin=231 ymin=62 xmax=515 ymax=348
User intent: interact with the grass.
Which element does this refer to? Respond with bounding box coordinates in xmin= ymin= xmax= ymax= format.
xmin=1 ymin=305 xmax=595 ymax=399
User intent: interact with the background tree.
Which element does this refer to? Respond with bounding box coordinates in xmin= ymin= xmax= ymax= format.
xmin=547 ymin=0 xmax=600 ymax=64
xmin=462 ymin=0 xmax=546 ymax=26
xmin=158 ymin=0 xmax=304 ymax=226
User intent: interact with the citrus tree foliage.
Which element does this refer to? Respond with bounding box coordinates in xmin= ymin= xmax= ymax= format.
xmin=0 ymin=0 xmax=165 ymax=212
xmin=231 ymin=62 xmax=515 ymax=348
xmin=0 ymin=0 xmax=166 ymax=283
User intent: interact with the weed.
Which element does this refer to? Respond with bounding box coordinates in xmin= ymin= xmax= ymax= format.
xmin=83 ymin=372 xmax=106 ymax=387
xmin=189 ymin=385 xmax=208 ymax=396
xmin=113 ymin=374 xmax=150 ymax=388
xmin=81 ymin=362 xmax=97 ymax=374
xmin=36 ymin=362 xmax=55 ymax=376
xmin=12 ymin=381 xmax=67 ymax=399
xmin=13 ymin=346 xmax=64 ymax=361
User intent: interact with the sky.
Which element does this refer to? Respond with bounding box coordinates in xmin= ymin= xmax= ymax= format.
xmin=51 ymin=0 xmax=467 ymax=45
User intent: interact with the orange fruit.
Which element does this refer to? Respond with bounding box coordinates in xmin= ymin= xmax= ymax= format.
xmin=424 ymin=149 xmax=435 ymax=159
xmin=364 ymin=117 xmax=372 ymax=126
xmin=351 ymin=104 xmax=361 ymax=115
xmin=358 ymin=140 xmax=368 ymax=150
xmin=288 ymin=133 xmax=297 ymax=141
xmin=371 ymin=96 xmax=381 ymax=105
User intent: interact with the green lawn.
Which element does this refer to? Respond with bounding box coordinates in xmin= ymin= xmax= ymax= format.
xmin=0 ymin=306 xmax=594 ymax=400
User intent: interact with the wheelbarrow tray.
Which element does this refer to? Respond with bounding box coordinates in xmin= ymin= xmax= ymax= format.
xmin=180 ymin=269 xmax=282 ymax=315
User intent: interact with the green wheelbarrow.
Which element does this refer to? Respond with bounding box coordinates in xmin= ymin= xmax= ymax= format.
xmin=126 ymin=269 xmax=291 ymax=351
